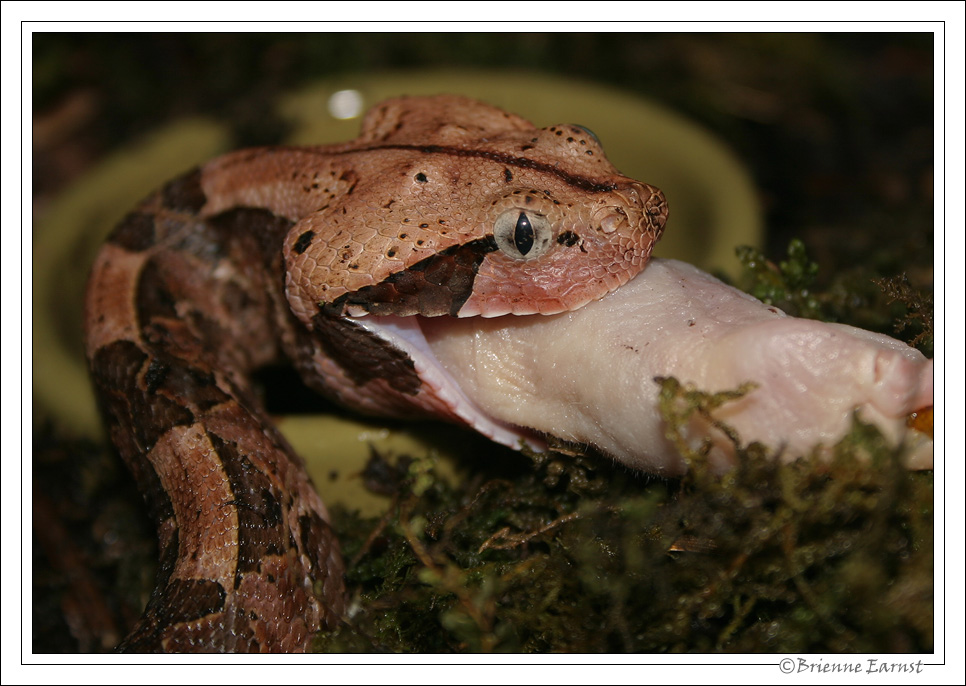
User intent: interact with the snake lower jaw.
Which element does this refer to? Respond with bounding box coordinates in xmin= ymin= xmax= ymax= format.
xmin=348 ymin=313 xmax=548 ymax=452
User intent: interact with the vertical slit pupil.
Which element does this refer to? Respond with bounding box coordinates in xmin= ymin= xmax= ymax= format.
xmin=515 ymin=212 xmax=534 ymax=255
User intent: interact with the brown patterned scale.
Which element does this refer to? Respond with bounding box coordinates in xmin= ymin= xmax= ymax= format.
xmin=84 ymin=95 xmax=668 ymax=652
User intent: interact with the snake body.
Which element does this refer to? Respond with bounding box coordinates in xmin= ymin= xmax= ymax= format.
xmin=84 ymin=95 xmax=668 ymax=652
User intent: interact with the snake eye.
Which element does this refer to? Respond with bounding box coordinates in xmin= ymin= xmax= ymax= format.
xmin=493 ymin=209 xmax=553 ymax=260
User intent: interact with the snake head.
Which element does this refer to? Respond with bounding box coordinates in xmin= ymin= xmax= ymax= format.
xmin=283 ymin=96 xmax=669 ymax=322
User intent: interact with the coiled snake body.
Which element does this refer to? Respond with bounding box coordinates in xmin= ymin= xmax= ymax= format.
xmin=84 ymin=95 xmax=668 ymax=652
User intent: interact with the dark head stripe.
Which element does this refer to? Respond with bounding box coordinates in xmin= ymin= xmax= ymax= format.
xmin=316 ymin=144 xmax=618 ymax=194
xmin=326 ymin=236 xmax=498 ymax=317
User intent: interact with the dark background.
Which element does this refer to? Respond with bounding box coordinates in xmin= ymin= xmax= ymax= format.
xmin=33 ymin=32 xmax=935 ymax=282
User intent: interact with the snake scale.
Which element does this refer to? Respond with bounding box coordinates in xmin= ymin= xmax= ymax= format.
xmin=84 ymin=95 xmax=668 ymax=652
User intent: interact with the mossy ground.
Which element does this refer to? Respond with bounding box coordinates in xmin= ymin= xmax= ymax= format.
xmin=315 ymin=377 xmax=933 ymax=654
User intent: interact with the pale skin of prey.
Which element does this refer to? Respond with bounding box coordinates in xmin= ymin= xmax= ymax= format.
xmin=421 ymin=258 xmax=934 ymax=476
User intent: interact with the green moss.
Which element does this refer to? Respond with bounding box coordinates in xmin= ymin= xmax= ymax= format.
xmin=736 ymin=240 xmax=934 ymax=358
xmin=872 ymin=273 xmax=934 ymax=357
xmin=736 ymin=239 xmax=823 ymax=319
xmin=316 ymin=406 xmax=932 ymax=653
